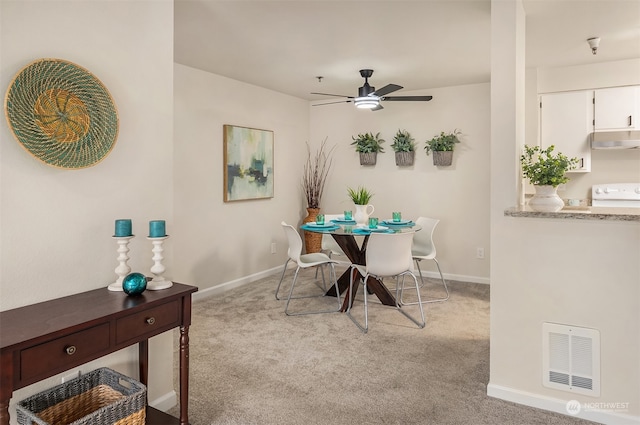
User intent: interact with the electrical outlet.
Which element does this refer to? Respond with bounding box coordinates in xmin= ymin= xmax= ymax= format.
xmin=476 ymin=247 xmax=485 ymax=259
xmin=271 ymin=242 xmax=277 ymax=254
xmin=61 ymin=370 xmax=81 ymax=383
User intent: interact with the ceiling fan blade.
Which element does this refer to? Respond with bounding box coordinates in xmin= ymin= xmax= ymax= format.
xmin=312 ymin=100 xmax=353 ymax=106
xmin=381 ymin=95 xmax=433 ymax=102
xmin=311 ymin=92 xmax=354 ymax=99
xmin=371 ymin=84 xmax=403 ymax=97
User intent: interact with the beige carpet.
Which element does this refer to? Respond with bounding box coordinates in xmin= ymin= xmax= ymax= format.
xmin=170 ymin=267 xmax=596 ymax=425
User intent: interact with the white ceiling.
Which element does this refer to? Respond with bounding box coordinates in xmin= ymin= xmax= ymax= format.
xmin=174 ymin=0 xmax=640 ymax=102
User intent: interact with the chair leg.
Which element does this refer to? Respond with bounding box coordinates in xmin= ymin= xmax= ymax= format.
xmin=401 ymin=258 xmax=449 ymax=305
xmin=275 ymin=258 xmax=291 ymax=300
xmin=395 ymin=272 xmax=425 ymax=328
xmin=284 ymin=264 xmax=342 ymax=316
xmin=346 ymin=269 xmax=368 ymax=333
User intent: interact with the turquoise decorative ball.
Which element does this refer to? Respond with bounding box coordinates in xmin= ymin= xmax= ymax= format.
xmin=123 ymin=272 xmax=147 ymax=295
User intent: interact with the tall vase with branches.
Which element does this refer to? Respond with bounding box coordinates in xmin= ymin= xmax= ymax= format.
xmin=302 ymin=139 xmax=335 ymax=253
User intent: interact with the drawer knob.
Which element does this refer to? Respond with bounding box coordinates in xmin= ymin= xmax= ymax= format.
xmin=146 ymin=317 xmax=156 ymax=325
xmin=65 ymin=345 xmax=77 ymax=355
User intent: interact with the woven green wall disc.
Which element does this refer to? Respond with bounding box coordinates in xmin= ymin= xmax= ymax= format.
xmin=4 ymin=58 xmax=119 ymax=169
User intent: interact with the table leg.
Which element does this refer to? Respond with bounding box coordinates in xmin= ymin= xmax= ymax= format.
xmin=325 ymin=233 xmax=397 ymax=310
xmin=179 ymin=325 xmax=190 ymax=425
xmin=1 ymin=351 xmax=12 ymax=425
xmin=138 ymin=339 xmax=149 ymax=386
xmin=0 ymin=400 xmax=8 ymax=425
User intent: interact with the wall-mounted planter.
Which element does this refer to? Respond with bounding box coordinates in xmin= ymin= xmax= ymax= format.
xmin=432 ymin=151 xmax=453 ymax=166
xmin=359 ymin=152 xmax=378 ymax=166
xmin=395 ymin=151 xmax=415 ymax=166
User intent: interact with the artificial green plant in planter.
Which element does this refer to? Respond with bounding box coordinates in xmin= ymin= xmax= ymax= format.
xmin=351 ymin=132 xmax=385 ymax=166
xmin=424 ymin=129 xmax=462 ymax=166
xmin=520 ymin=144 xmax=578 ymax=212
xmin=390 ymin=129 xmax=416 ymax=166
xmin=347 ymin=186 xmax=375 ymax=225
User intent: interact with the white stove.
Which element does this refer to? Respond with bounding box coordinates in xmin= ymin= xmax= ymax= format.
xmin=592 ymin=183 xmax=640 ymax=208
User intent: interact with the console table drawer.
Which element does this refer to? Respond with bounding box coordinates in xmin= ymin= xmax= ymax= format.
xmin=116 ymin=300 xmax=179 ymax=344
xmin=20 ymin=323 xmax=110 ymax=382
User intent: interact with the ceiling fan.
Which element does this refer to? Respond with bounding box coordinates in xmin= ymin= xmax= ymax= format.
xmin=312 ymin=69 xmax=433 ymax=111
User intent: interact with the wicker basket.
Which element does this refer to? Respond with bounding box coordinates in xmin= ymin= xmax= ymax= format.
xmin=16 ymin=368 xmax=146 ymax=425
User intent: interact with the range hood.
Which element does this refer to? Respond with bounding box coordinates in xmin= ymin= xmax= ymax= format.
xmin=591 ymin=130 xmax=640 ymax=149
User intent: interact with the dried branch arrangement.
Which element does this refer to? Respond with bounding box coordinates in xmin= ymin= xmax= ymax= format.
xmin=303 ymin=138 xmax=336 ymax=209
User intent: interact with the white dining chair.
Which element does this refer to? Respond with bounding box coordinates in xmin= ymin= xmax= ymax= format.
xmin=400 ymin=216 xmax=449 ymax=305
xmin=346 ymin=231 xmax=425 ymax=333
xmin=276 ymin=222 xmax=342 ymax=316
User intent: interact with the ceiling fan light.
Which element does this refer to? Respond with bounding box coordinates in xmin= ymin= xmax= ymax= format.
xmin=354 ymin=96 xmax=379 ymax=109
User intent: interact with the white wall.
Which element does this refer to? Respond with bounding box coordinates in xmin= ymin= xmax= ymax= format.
xmin=173 ymin=64 xmax=310 ymax=290
xmin=490 ymin=2 xmax=640 ymax=422
xmin=309 ymin=83 xmax=491 ymax=283
xmin=0 ymin=0 xmax=175 ymax=421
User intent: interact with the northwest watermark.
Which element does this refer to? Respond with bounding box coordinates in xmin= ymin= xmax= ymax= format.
xmin=566 ymin=400 xmax=630 ymax=416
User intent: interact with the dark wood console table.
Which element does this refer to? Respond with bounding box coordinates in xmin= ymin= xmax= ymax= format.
xmin=0 ymin=282 xmax=198 ymax=425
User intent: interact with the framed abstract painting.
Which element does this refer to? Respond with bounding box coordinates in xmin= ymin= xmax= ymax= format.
xmin=223 ymin=125 xmax=274 ymax=202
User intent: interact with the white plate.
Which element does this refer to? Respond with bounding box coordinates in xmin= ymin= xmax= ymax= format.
xmin=306 ymin=222 xmax=334 ymax=228
xmin=383 ymin=219 xmax=411 ymax=225
xmin=356 ymin=225 xmax=388 ymax=231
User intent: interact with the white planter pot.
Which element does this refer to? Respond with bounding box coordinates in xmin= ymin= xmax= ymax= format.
xmin=529 ymin=185 xmax=564 ymax=212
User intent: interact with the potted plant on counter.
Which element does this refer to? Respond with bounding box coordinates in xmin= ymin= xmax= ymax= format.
xmin=520 ymin=144 xmax=578 ymax=212
xmin=424 ymin=129 xmax=462 ymax=166
xmin=351 ymin=132 xmax=385 ymax=166
xmin=390 ymin=129 xmax=416 ymax=166
xmin=302 ymin=139 xmax=335 ymax=253
xmin=347 ymin=186 xmax=375 ymax=225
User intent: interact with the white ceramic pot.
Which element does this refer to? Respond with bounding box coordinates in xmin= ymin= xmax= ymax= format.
xmin=354 ymin=204 xmax=375 ymax=225
xmin=529 ymin=185 xmax=564 ymax=212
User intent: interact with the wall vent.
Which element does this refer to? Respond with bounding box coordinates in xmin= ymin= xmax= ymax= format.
xmin=542 ymin=322 xmax=600 ymax=397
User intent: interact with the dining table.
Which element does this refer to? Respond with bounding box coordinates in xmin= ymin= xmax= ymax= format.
xmin=300 ymin=217 xmax=421 ymax=312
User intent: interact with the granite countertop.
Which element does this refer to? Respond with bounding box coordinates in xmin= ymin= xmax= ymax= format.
xmin=504 ymin=205 xmax=640 ymax=222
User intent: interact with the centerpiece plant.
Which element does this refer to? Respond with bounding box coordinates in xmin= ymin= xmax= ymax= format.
xmin=351 ymin=132 xmax=385 ymax=165
xmin=347 ymin=186 xmax=375 ymax=225
xmin=347 ymin=186 xmax=374 ymax=205
xmin=390 ymin=129 xmax=416 ymax=166
xmin=520 ymin=144 xmax=578 ymax=212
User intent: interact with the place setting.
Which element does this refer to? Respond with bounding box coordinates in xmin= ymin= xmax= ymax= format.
xmin=381 ymin=211 xmax=415 ymax=227
xmin=330 ymin=210 xmax=357 ymax=225
xmin=300 ymin=214 xmax=340 ymax=232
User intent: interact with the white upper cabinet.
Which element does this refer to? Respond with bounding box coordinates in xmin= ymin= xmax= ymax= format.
xmin=539 ymin=91 xmax=593 ymax=172
xmin=594 ymin=86 xmax=640 ymax=131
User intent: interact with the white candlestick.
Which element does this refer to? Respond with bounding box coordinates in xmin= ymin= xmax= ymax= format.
xmin=108 ymin=236 xmax=134 ymax=291
xmin=147 ymin=236 xmax=172 ymax=290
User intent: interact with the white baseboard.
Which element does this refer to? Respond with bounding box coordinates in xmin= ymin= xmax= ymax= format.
xmin=420 ymin=270 xmax=490 ymax=285
xmin=192 ymin=265 xmax=283 ymax=301
xmin=192 ymin=265 xmax=489 ymax=302
xmin=487 ymin=383 xmax=640 ymax=425
xmin=149 ymin=389 xmax=177 ymax=412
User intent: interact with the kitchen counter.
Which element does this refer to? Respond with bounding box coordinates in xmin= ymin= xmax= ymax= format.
xmin=504 ymin=205 xmax=640 ymax=222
